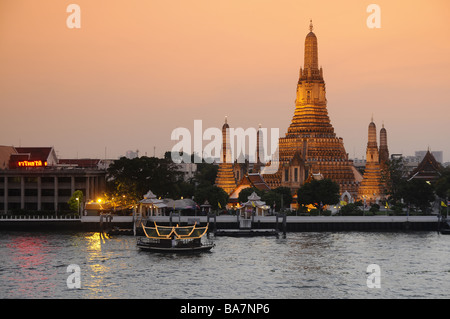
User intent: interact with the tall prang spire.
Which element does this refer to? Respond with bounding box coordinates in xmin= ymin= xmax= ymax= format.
xmin=379 ymin=122 xmax=389 ymax=168
xmin=358 ymin=118 xmax=383 ymax=203
xmin=215 ymin=117 xmax=236 ymax=195
xmin=304 ymin=20 xmax=319 ymax=71
xmin=288 ymin=21 xmax=331 ymax=135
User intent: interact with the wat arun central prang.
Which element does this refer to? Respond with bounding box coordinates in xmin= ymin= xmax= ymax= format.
xmin=261 ymin=21 xmax=360 ymax=200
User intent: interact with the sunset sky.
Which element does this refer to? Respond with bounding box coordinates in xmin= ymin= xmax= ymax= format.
xmin=1 ymin=0 xmax=449 ymax=162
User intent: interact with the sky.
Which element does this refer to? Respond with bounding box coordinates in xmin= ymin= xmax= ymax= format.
xmin=1 ymin=0 xmax=449 ymax=162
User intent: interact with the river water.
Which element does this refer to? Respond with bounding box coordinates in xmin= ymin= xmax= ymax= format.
xmin=0 ymin=231 xmax=449 ymax=299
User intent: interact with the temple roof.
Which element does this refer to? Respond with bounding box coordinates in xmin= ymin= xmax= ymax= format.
xmin=229 ymin=173 xmax=271 ymax=200
xmin=408 ymin=150 xmax=442 ymax=181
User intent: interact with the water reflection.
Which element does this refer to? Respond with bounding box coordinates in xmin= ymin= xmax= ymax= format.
xmin=81 ymin=233 xmax=112 ymax=297
xmin=4 ymin=234 xmax=57 ymax=298
xmin=1 ymin=231 xmax=450 ymax=298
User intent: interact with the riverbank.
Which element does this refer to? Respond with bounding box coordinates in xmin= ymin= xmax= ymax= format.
xmin=0 ymin=214 xmax=440 ymax=232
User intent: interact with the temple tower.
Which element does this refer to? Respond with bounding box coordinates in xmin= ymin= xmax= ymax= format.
xmin=263 ymin=21 xmax=359 ymax=199
xmin=215 ymin=117 xmax=237 ymax=195
xmin=379 ymin=123 xmax=389 ymax=169
xmin=358 ymin=118 xmax=384 ymax=203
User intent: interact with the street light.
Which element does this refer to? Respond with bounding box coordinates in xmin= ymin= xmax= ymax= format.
xmin=75 ymin=197 xmax=79 ymax=216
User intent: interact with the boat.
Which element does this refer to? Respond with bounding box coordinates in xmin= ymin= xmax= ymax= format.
xmin=438 ymin=216 xmax=450 ymax=235
xmin=440 ymin=221 xmax=450 ymax=235
xmin=136 ymin=222 xmax=215 ymax=253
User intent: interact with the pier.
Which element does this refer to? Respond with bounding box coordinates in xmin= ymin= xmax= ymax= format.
xmin=0 ymin=214 xmax=441 ymax=232
xmin=156 ymin=215 xmax=439 ymax=232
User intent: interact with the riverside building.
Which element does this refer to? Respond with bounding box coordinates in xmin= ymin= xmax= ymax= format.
xmin=0 ymin=146 xmax=107 ymax=214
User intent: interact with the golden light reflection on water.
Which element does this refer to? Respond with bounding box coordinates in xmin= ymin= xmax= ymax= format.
xmin=83 ymin=233 xmax=112 ymax=297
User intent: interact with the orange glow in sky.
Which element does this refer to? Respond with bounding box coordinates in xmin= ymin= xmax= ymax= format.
xmin=1 ymin=0 xmax=449 ymax=161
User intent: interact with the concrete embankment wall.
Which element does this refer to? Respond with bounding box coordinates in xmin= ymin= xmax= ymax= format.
xmin=143 ymin=215 xmax=440 ymax=232
xmin=0 ymin=215 xmax=440 ymax=232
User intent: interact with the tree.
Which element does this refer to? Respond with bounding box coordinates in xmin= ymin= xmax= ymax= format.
xmin=194 ymin=185 xmax=228 ymax=210
xmin=297 ymin=179 xmax=340 ymax=210
xmin=399 ymin=179 xmax=435 ymax=213
xmin=261 ymin=187 xmax=293 ymax=211
xmin=382 ymin=157 xmax=408 ymax=203
xmin=68 ymin=190 xmax=83 ymax=214
xmin=106 ymin=156 xmax=184 ymax=205
xmin=194 ymin=162 xmax=218 ymax=187
xmin=435 ymin=167 xmax=450 ymax=200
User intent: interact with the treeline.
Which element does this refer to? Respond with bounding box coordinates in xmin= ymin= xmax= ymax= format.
xmin=97 ymin=154 xmax=450 ymax=215
xmin=103 ymin=153 xmax=228 ymax=210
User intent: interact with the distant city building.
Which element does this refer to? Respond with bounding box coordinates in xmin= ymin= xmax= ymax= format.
xmin=415 ymin=150 xmax=443 ymax=164
xmin=125 ymin=150 xmax=139 ymax=159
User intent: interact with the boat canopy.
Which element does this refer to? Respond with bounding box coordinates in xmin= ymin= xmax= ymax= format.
xmin=142 ymin=222 xmax=208 ymax=240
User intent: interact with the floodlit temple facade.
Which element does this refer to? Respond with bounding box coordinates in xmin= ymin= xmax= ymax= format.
xmin=214 ymin=117 xmax=237 ymax=195
xmin=261 ymin=21 xmax=360 ymax=200
xmin=357 ymin=119 xmax=386 ymax=203
xmin=215 ymin=22 xmax=396 ymax=204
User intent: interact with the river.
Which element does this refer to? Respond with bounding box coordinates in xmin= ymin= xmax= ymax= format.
xmin=0 ymin=231 xmax=449 ymax=299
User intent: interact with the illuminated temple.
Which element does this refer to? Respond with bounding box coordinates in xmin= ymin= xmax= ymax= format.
xmin=214 ymin=117 xmax=237 ymax=194
xmin=357 ymin=118 xmax=386 ymax=203
xmin=261 ymin=21 xmax=360 ymax=200
xmin=215 ymin=22 xmax=393 ymax=204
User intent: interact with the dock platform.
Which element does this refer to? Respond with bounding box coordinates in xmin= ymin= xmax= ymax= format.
xmin=214 ymin=228 xmax=279 ymax=237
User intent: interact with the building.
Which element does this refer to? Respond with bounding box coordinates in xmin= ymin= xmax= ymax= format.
xmin=0 ymin=146 xmax=106 ymax=214
xmin=125 ymin=150 xmax=139 ymax=159
xmin=408 ymin=150 xmax=442 ymax=182
xmin=358 ymin=119 xmax=385 ymax=204
xmin=214 ymin=117 xmax=237 ymax=194
xmin=379 ymin=123 xmax=389 ymax=170
xmin=0 ymin=146 xmax=16 ymax=170
xmin=229 ymin=173 xmax=271 ymax=205
xmin=415 ymin=150 xmax=443 ymax=164
xmin=261 ymin=21 xmax=360 ymax=200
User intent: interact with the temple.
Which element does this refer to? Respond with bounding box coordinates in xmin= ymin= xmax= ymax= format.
xmin=214 ymin=22 xmax=396 ymax=206
xmin=379 ymin=123 xmax=389 ymax=170
xmin=408 ymin=150 xmax=442 ymax=182
xmin=214 ymin=117 xmax=237 ymax=194
xmin=357 ymin=118 xmax=384 ymax=203
xmin=262 ymin=21 xmax=360 ymax=200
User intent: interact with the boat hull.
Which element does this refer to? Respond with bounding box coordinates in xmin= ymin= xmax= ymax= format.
xmin=137 ymin=242 xmax=215 ymax=253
